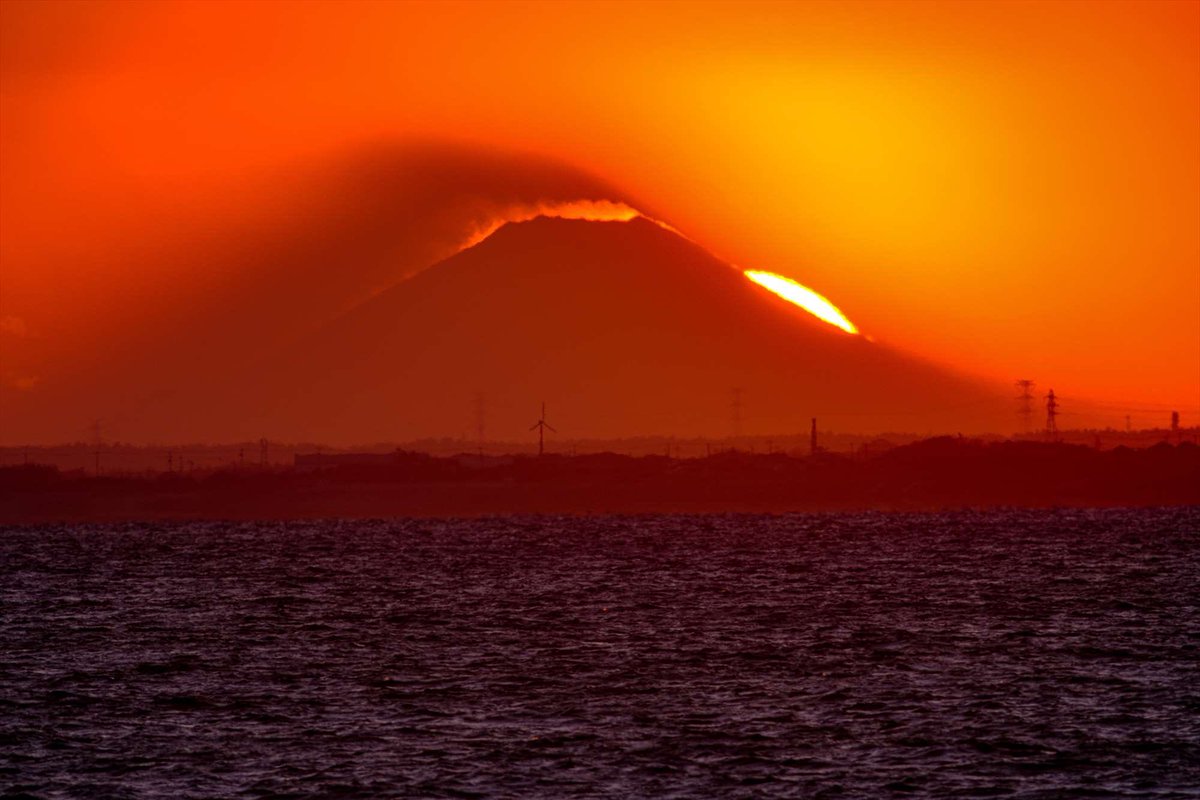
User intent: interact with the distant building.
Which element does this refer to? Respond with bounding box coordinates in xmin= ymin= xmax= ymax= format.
xmin=294 ymin=452 xmax=397 ymax=471
xmin=452 ymin=453 xmax=516 ymax=470
xmin=294 ymin=451 xmax=517 ymax=472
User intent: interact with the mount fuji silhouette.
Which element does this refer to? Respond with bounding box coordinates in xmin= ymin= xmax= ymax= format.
xmin=244 ymin=215 xmax=1003 ymax=442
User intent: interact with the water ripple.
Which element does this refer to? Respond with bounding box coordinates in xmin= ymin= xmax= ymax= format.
xmin=1 ymin=508 xmax=1198 ymax=798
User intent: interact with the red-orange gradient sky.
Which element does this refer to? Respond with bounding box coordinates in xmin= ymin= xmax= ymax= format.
xmin=2 ymin=0 xmax=1198 ymax=435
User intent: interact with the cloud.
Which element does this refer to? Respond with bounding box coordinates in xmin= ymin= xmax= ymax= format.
xmin=458 ymin=199 xmax=642 ymax=251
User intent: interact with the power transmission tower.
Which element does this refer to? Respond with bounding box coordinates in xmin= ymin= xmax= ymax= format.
xmin=1044 ymin=389 xmax=1059 ymax=440
xmin=475 ymin=392 xmax=486 ymax=457
xmin=88 ymin=419 xmax=102 ymax=476
xmin=1171 ymin=411 xmax=1180 ymax=442
xmin=810 ymin=417 xmax=818 ymax=456
xmin=529 ymin=402 xmax=556 ymax=456
xmin=1015 ymin=379 xmax=1036 ymax=434
xmin=730 ymin=387 xmax=743 ymax=440
xmin=259 ymin=438 xmax=269 ymax=468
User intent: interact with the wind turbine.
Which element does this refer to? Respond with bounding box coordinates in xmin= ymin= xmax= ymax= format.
xmin=530 ymin=401 xmax=556 ymax=456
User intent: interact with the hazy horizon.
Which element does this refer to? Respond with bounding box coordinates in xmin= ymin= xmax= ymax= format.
xmin=3 ymin=211 xmax=1194 ymax=446
xmin=3 ymin=1 xmax=1198 ymax=448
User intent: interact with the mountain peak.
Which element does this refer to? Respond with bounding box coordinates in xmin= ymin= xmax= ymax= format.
xmin=240 ymin=209 xmax=1002 ymax=443
xmin=470 ymin=212 xmax=684 ymax=254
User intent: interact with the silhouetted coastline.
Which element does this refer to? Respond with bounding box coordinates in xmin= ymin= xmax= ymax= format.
xmin=2 ymin=437 xmax=1196 ymax=524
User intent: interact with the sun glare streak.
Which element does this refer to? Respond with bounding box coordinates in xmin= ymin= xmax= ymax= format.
xmin=744 ymin=270 xmax=859 ymax=335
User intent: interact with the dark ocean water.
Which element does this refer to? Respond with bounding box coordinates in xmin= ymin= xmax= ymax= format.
xmin=1 ymin=509 xmax=1198 ymax=799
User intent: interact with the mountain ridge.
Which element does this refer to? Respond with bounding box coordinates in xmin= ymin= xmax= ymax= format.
xmin=236 ymin=215 xmax=1005 ymax=443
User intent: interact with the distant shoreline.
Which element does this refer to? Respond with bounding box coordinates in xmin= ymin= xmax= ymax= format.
xmin=3 ymin=438 xmax=1197 ymax=524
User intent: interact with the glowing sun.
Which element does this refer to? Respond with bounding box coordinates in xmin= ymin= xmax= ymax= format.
xmin=744 ymin=270 xmax=859 ymax=334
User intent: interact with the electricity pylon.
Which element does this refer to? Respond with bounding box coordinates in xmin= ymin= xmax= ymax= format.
xmin=475 ymin=392 xmax=486 ymax=457
xmin=730 ymin=387 xmax=743 ymax=439
xmin=88 ymin=419 xmax=103 ymax=476
xmin=1045 ymin=389 xmax=1059 ymax=440
xmin=1015 ymin=379 xmax=1036 ymax=434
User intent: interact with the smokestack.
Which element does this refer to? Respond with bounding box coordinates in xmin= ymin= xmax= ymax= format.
xmin=810 ymin=418 xmax=817 ymax=456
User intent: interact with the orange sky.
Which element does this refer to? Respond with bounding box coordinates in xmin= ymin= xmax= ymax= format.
xmin=2 ymin=0 xmax=1198 ymax=438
